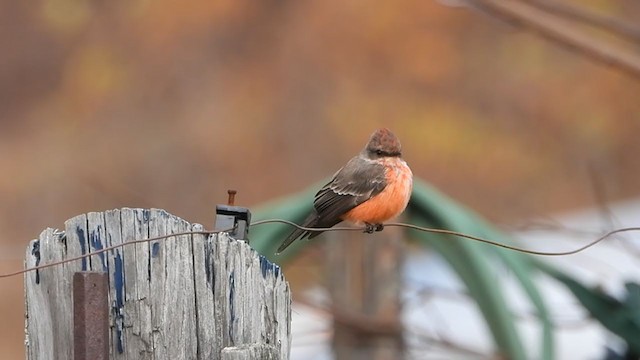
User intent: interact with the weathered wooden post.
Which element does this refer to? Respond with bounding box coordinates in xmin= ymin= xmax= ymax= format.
xmin=327 ymin=227 xmax=405 ymax=360
xmin=24 ymin=208 xmax=291 ymax=360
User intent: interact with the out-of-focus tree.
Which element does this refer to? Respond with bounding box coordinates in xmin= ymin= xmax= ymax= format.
xmin=0 ymin=0 xmax=640 ymax=357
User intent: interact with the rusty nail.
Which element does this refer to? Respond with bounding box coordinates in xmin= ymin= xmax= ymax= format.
xmin=227 ymin=190 xmax=237 ymax=206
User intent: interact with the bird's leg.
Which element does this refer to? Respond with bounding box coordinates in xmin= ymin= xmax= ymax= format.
xmin=363 ymin=223 xmax=384 ymax=233
xmin=364 ymin=223 xmax=375 ymax=233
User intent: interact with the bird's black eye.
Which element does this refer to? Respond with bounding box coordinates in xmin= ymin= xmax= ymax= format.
xmin=375 ymin=150 xmax=384 ymax=155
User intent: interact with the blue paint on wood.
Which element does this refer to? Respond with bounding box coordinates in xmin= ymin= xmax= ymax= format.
xmin=204 ymin=238 xmax=213 ymax=287
xmin=260 ymin=255 xmax=270 ymax=277
xmin=229 ymin=270 xmax=235 ymax=341
xmin=259 ymin=255 xmax=281 ymax=279
xmin=76 ymin=227 xmax=87 ymax=271
xmin=113 ymin=251 xmax=125 ymax=353
xmin=89 ymin=227 xmax=107 ymax=271
xmin=151 ymin=242 xmax=160 ymax=258
xmin=31 ymin=241 xmax=41 ymax=284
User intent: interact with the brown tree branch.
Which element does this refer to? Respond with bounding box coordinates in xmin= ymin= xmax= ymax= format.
xmin=520 ymin=0 xmax=640 ymax=43
xmin=468 ymin=0 xmax=640 ymax=80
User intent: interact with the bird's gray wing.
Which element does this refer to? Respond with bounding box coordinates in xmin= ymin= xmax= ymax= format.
xmin=313 ymin=156 xmax=387 ymax=228
xmin=277 ymin=156 xmax=386 ymax=253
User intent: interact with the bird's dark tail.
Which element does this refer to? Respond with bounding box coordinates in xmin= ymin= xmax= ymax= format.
xmin=276 ymin=212 xmax=322 ymax=254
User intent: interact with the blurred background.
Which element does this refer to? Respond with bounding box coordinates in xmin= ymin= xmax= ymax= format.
xmin=2 ymin=0 xmax=640 ymax=358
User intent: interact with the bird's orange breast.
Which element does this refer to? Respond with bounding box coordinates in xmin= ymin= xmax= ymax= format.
xmin=341 ymin=158 xmax=413 ymax=224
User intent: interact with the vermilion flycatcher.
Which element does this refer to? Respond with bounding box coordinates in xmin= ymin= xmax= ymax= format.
xmin=277 ymin=128 xmax=413 ymax=253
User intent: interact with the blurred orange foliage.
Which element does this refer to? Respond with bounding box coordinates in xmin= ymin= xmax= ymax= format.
xmin=1 ymin=0 xmax=640 ymax=357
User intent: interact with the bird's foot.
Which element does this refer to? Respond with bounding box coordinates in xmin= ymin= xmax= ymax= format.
xmin=364 ymin=223 xmax=384 ymax=234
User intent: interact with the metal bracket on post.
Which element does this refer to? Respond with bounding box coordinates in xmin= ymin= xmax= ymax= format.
xmin=215 ymin=190 xmax=251 ymax=242
xmin=73 ymin=271 xmax=109 ymax=360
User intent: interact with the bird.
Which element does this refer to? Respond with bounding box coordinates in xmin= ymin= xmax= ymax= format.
xmin=276 ymin=128 xmax=413 ymax=254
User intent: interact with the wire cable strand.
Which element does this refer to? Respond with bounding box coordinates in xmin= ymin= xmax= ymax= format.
xmin=251 ymin=219 xmax=640 ymax=256
xmin=2 ymin=219 xmax=639 ymax=279
xmin=0 ymin=228 xmax=234 ymax=279
xmin=385 ymin=223 xmax=640 ymax=256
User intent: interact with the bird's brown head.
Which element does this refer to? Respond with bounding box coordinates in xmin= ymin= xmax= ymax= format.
xmin=364 ymin=128 xmax=402 ymax=158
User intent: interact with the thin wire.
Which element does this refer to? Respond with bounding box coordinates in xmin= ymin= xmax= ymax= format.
xmin=4 ymin=219 xmax=640 ymax=279
xmin=251 ymin=219 xmax=367 ymax=232
xmin=389 ymin=223 xmax=640 ymax=256
xmin=251 ymin=218 xmax=640 ymax=256
xmin=1 ymin=228 xmax=234 ymax=279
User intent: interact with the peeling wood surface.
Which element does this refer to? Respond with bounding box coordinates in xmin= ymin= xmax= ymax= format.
xmin=24 ymin=208 xmax=291 ymax=360
xmin=221 ymin=344 xmax=279 ymax=360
